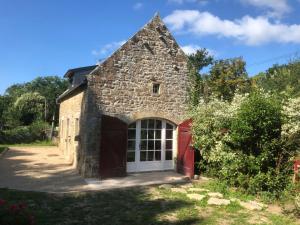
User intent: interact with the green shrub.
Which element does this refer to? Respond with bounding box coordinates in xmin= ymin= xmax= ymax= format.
xmin=230 ymin=92 xmax=282 ymax=157
xmin=191 ymin=91 xmax=299 ymax=198
xmin=225 ymin=92 xmax=294 ymax=195
xmin=0 ymin=121 xmax=49 ymax=144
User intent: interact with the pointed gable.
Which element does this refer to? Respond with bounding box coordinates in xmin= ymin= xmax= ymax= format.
xmin=90 ymin=13 xmax=188 ymax=78
xmin=87 ymin=12 xmax=189 ymax=124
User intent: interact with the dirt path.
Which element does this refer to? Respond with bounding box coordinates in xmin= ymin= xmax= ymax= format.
xmin=0 ymin=146 xmax=88 ymax=192
xmin=0 ymin=146 xmax=188 ymax=193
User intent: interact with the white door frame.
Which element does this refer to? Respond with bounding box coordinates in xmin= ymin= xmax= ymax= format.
xmin=127 ymin=119 xmax=176 ymax=173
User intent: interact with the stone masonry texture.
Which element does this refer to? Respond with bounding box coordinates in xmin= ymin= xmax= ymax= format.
xmin=59 ymin=14 xmax=190 ymax=178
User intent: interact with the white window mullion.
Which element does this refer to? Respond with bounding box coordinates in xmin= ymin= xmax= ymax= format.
xmin=135 ymin=120 xmax=141 ymax=164
xmin=172 ymin=127 xmax=176 ymax=162
xmin=162 ymin=121 xmax=166 ymax=161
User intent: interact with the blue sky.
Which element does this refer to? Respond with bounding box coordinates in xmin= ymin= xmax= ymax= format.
xmin=1 ymin=0 xmax=300 ymax=94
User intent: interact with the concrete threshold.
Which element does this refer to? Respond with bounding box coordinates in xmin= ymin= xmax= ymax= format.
xmin=85 ymin=171 xmax=189 ymax=190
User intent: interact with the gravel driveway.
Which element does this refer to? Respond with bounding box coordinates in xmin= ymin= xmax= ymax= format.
xmin=0 ymin=146 xmax=188 ymax=193
xmin=0 ymin=146 xmax=88 ymax=193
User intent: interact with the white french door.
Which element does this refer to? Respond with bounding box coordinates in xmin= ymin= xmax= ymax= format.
xmin=127 ymin=119 xmax=176 ymax=173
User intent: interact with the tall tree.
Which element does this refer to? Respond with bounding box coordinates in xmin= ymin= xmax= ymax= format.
xmin=187 ymin=48 xmax=214 ymax=106
xmin=0 ymin=95 xmax=11 ymax=130
xmin=14 ymin=92 xmax=45 ymax=125
xmin=4 ymin=76 xmax=68 ymax=125
xmin=209 ymin=57 xmax=250 ymax=101
xmin=25 ymin=76 xmax=68 ymax=124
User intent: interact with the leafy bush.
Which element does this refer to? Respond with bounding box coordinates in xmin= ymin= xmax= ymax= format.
xmin=191 ymin=93 xmax=246 ymax=175
xmin=0 ymin=199 xmax=35 ymax=225
xmin=191 ymin=91 xmax=299 ymax=198
xmin=230 ymin=92 xmax=282 ymax=157
xmin=0 ymin=121 xmax=49 ymax=144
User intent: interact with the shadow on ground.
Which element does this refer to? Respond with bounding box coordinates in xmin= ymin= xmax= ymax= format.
xmin=0 ymin=187 xmax=202 ymax=225
xmin=0 ymin=147 xmax=87 ymax=192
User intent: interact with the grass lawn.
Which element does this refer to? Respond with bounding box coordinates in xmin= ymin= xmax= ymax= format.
xmin=0 ymin=180 xmax=298 ymax=225
xmin=0 ymin=140 xmax=56 ymax=148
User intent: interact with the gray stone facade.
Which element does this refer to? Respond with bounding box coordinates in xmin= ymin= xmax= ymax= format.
xmin=58 ymin=14 xmax=190 ymax=178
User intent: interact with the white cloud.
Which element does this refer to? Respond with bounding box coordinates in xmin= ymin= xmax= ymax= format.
xmin=241 ymin=0 xmax=291 ymax=18
xmin=168 ymin=0 xmax=208 ymax=5
xmin=133 ymin=2 xmax=143 ymax=10
xmin=164 ymin=10 xmax=300 ymax=46
xmin=92 ymin=40 xmax=126 ymax=57
xmin=181 ymin=44 xmax=200 ymax=55
xmin=181 ymin=44 xmax=216 ymax=56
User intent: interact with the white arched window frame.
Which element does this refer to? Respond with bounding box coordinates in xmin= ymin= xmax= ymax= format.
xmin=127 ymin=118 xmax=176 ymax=173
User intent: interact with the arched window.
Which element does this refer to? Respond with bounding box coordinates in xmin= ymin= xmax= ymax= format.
xmin=127 ymin=118 xmax=176 ymax=172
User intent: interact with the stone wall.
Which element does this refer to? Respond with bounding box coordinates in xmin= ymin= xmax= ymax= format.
xmin=58 ymin=88 xmax=84 ymax=169
xmin=58 ymin=14 xmax=190 ymax=178
xmin=88 ymin=14 xmax=189 ymax=125
xmin=76 ymin=88 xmax=102 ymax=177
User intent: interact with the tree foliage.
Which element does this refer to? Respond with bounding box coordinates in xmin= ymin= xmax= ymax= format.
xmin=0 ymin=76 xmax=67 ymax=144
xmin=14 ymin=92 xmax=45 ymax=125
xmin=187 ymin=49 xmax=250 ymax=105
xmin=187 ymin=49 xmax=214 ymax=106
xmin=1 ymin=76 xmax=68 ymax=128
xmin=25 ymin=76 xmax=68 ymax=123
xmin=253 ymin=60 xmax=300 ymax=98
xmin=209 ymin=58 xmax=251 ymax=101
xmin=0 ymin=96 xmax=11 ymax=130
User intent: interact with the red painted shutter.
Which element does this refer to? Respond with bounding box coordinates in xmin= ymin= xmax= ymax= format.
xmin=99 ymin=115 xmax=128 ymax=179
xmin=177 ymin=119 xmax=194 ymax=178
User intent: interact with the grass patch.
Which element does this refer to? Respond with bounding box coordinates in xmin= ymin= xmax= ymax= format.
xmin=0 ymin=140 xmax=56 ymax=148
xmin=194 ymin=179 xmax=255 ymax=202
xmin=0 ymin=181 xmax=299 ymax=225
xmin=268 ymin=213 xmax=298 ymax=225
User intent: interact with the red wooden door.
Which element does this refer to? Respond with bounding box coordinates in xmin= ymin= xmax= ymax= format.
xmin=177 ymin=119 xmax=194 ymax=178
xmin=99 ymin=115 xmax=128 ymax=179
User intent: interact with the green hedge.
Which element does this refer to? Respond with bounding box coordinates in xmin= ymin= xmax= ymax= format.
xmin=0 ymin=121 xmax=49 ymax=144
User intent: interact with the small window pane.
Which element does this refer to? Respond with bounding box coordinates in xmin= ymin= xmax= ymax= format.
xmin=128 ymin=129 xmax=136 ymax=139
xmin=166 ymin=151 xmax=173 ymax=160
xmin=141 ymin=130 xmax=147 ymax=139
xmin=166 ymin=140 xmax=173 ymax=150
xmin=141 ymin=120 xmax=148 ymax=129
xmin=148 ymin=151 xmax=154 ymax=161
xmin=140 ymin=151 xmax=147 ymax=161
xmin=155 ymin=140 xmax=161 ymax=150
xmin=127 ymin=152 xmax=135 ymax=162
xmin=148 ymin=119 xmax=155 ymax=129
xmin=155 ymin=120 xmax=162 ymax=129
xmin=155 ymin=130 xmax=161 ymax=139
xmin=148 ymin=130 xmax=154 ymax=139
xmin=140 ymin=141 xmax=147 ymax=150
xmin=155 ymin=151 xmax=161 ymax=161
xmin=128 ymin=140 xmax=135 ymax=150
xmin=153 ymin=83 xmax=160 ymax=94
xmin=166 ymin=130 xmax=173 ymax=139
xmin=129 ymin=123 xmax=136 ymax=128
xmin=166 ymin=123 xmax=173 ymax=130
xmin=148 ymin=140 xmax=154 ymax=150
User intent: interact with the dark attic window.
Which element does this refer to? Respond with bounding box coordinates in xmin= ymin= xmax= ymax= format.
xmin=153 ymin=83 xmax=160 ymax=95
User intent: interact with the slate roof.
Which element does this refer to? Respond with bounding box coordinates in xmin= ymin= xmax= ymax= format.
xmin=57 ymin=65 xmax=97 ymax=103
xmin=64 ymin=65 xmax=97 ymax=78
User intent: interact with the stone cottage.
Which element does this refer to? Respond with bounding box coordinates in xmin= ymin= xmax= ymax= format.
xmin=57 ymin=13 xmax=194 ymax=179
